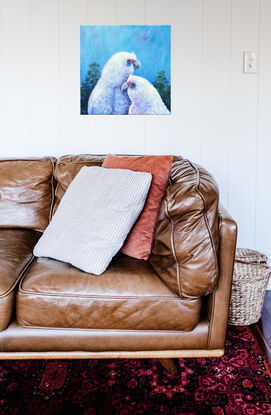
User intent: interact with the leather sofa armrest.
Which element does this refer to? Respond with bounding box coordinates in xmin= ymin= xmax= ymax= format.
xmin=0 ymin=229 xmax=40 ymax=331
xmin=150 ymin=157 xmax=220 ymax=298
xmin=206 ymin=205 xmax=237 ymax=350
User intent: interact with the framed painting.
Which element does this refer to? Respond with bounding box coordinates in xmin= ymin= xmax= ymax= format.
xmin=80 ymin=25 xmax=171 ymax=115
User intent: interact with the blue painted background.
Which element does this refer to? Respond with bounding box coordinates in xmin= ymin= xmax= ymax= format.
xmin=80 ymin=25 xmax=171 ymax=86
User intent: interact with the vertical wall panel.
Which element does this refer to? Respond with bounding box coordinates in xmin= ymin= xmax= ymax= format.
xmin=59 ymin=0 xmax=87 ymax=156
xmin=228 ymin=0 xmax=259 ymax=248
xmin=117 ymin=0 xmax=145 ymax=22
xmin=173 ymin=0 xmax=203 ymax=162
xmin=145 ymin=0 xmax=173 ymax=155
xmin=84 ymin=0 xmax=118 ymax=155
xmin=146 ymin=0 xmax=172 ymax=24
xmin=1 ymin=0 xmax=31 ymax=156
xmin=201 ymin=0 xmax=231 ymax=207
xmin=29 ymin=0 xmax=59 ymax=156
xmin=255 ymin=0 xmax=271 ymax=271
xmin=0 ymin=0 xmax=3 ymax=154
xmin=114 ymin=0 xmax=145 ymax=155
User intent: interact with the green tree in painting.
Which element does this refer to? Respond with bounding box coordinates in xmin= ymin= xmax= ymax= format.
xmin=152 ymin=70 xmax=171 ymax=112
xmin=80 ymin=62 xmax=100 ymax=114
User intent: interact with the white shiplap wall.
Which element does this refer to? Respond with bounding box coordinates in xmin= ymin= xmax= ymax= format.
xmin=0 ymin=0 xmax=270 ymax=286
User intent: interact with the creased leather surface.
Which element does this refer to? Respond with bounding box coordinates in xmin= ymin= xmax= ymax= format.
xmin=0 ymin=158 xmax=55 ymax=231
xmin=206 ymin=205 xmax=237 ymax=349
xmin=0 ymin=320 xmax=208 ymax=352
xmin=0 ymin=154 xmax=236 ymax=356
xmin=53 ymin=154 xmax=105 ymax=213
xmin=150 ymin=157 xmax=220 ymax=298
xmin=17 ymin=254 xmax=201 ymax=331
xmin=0 ymin=229 xmax=41 ymax=331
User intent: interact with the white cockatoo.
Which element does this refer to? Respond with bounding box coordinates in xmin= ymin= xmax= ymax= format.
xmin=88 ymin=52 xmax=141 ymax=115
xmin=121 ymin=75 xmax=170 ymax=115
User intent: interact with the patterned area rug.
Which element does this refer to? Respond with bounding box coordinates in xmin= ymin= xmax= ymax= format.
xmin=0 ymin=326 xmax=270 ymax=415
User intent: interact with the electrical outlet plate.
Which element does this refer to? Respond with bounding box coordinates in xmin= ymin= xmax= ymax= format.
xmin=243 ymin=51 xmax=258 ymax=74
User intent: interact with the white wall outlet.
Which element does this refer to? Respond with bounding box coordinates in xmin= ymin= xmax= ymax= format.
xmin=243 ymin=51 xmax=258 ymax=74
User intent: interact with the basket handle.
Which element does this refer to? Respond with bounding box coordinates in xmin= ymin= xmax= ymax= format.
xmin=235 ymin=259 xmax=271 ymax=277
xmin=235 ymin=258 xmax=269 ymax=266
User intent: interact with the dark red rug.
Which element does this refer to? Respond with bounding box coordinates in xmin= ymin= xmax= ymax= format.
xmin=0 ymin=326 xmax=270 ymax=415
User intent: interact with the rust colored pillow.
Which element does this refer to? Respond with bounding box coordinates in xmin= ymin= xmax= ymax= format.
xmin=102 ymin=154 xmax=173 ymax=260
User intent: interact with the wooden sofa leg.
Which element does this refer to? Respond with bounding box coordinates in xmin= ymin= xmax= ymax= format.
xmin=157 ymin=358 xmax=179 ymax=375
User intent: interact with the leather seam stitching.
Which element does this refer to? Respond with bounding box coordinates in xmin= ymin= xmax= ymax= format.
xmin=206 ymin=212 xmax=222 ymax=349
xmin=57 ymin=158 xmax=105 ymax=166
xmin=48 ymin=157 xmax=56 ymax=224
xmin=0 ymin=255 xmax=36 ymax=299
xmin=165 ymin=180 xmax=183 ymax=299
xmin=0 ymin=158 xmax=52 ymax=162
xmin=18 ymin=290 xmax=199 ymax=301
xmin=58 ymin=161 xmax=105 ymax=166
xmin=17 ymin=320 xmax=208 ymax=333
xmin=206 ymin=292 xmax=216 ymax=349
xmin=187 ymin=160 xmax=219 ymax=291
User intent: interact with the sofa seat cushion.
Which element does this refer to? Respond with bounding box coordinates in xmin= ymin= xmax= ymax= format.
xmin=16 ymin=255 xmax=202 ymax=331
xmin=0 ymin=229 xmax=40 ymax=331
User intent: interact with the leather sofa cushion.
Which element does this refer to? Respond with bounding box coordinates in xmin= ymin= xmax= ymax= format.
xmin=0 ymin=229 xmax=40 ymax=331
xmin=150 ymin=157 xmax=219 ymax=298
xmin=16 ymin=254 xmax=202 ymax=331
xmin=53 ymin=154 xmax=105 ymax=213
xmin=0 ymin=158 xmax=55 ymax=231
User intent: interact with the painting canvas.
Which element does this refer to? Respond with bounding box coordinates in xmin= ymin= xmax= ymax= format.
xmin=80 ymin=25 xmax=171 ymax=115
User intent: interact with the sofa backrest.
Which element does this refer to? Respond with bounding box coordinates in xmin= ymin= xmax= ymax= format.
xmin=0 ymin=158 xmax=55 ymax=231
xmin=0 ymin=154 xmax=219 ymax=299
xmin=53 ymin=155 xmax=105 ymax=213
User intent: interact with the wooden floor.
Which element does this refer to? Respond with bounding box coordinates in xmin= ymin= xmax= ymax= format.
xmin=251 ymin=290 xmax=271 ymax=368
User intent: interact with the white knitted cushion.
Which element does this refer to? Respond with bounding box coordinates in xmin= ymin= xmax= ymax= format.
xmin=34 ymin=166 xmax=152 ymax=275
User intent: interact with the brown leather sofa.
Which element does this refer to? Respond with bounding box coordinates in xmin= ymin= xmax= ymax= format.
xmin=0 ymin=155 xmax=237 ymax=370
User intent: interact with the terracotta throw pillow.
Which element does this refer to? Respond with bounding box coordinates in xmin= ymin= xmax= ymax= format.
xmin=102 ymin=154 xmax=173 ymax=260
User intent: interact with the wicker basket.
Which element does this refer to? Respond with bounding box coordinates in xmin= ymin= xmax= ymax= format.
xmin=228 ymin=248 xmax=270 ymax=326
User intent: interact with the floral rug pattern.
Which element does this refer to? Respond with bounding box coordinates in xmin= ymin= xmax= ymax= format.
xmin=0 ymin=326 xmax=270 ymax=414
